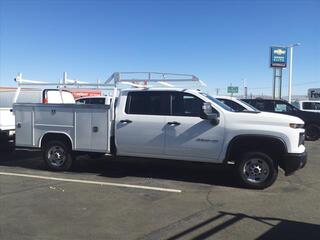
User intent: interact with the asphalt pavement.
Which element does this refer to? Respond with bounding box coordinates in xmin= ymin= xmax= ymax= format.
xmin=0 ymin=141 xmax=319 ymax=240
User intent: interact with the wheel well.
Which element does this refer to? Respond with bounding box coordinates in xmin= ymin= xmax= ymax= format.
xmin=41 ymin=133 xmax=72 ymax=150
xmin=225 ymin=135 xmax=287 ymax=164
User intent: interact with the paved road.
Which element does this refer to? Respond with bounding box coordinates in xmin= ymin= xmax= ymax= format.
xmin=0 ymin=141 xmax=319 ymax=240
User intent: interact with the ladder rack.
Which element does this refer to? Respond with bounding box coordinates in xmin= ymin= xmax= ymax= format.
xmin=13 ymin=71 xmax=206 ymax=102
xmin=15 ymin=71 xmax=206 ymax=89
xmin=106 ymin=72 xmax=206 ymax=88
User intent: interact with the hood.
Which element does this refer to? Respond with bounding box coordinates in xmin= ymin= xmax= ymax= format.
xmin=258 ymin=112 xmax=304 ymax=124
xmin=230 ymin=111 xmax=304 ymax=126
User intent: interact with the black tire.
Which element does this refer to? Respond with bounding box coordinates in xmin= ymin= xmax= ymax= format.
xmin=305 ymin=124 xmax=320 ymax=141
xmin=237 ymin=152 xmax=278 ymax=189
xmin=43 ymin=140 xmax=73 ymax=171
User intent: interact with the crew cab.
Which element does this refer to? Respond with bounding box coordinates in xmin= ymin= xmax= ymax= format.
xmin=14 ymin=72 xmax=307 ymax=189
xmin=242 ymin=98 xmax=320 ymax=141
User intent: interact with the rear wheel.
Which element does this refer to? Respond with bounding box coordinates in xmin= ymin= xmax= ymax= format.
xmin=305 ymin=124 xmax=319 ymax=141
xmin=237 ymin=152 xmax=278 ymax=189
xmin=43 ymin=140 xmax=73 ymax=171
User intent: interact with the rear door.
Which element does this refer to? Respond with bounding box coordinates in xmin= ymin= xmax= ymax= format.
xmin=115 ymin=91 xmax=170 ymax=157
xmin=164 ymin=92 xmax=224 ymax=162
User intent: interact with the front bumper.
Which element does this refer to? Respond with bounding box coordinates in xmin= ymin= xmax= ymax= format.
xmin=281 ymin=151 xmax=307 ymax=176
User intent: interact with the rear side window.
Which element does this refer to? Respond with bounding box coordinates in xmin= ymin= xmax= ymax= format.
xmin=125 ymin=91 xmax=170 ymax=115
xmin=78 ymin=98 xmax=105 ymax=104
xmin=172 ymin=92 xmax=204 ymax=117
xmin=76 ymin=99 xmax=88 ymax=104
xmin=248 ymin=100 xmax=274 ymax=112
xmin=91 ymin=98 xmax=105 ymax=104
xmin=45 ymin=90 xmax=75 ymax=104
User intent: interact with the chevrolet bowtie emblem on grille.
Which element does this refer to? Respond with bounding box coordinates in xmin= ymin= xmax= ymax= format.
xmin=274 ymin=49 xmax=286 ymax=55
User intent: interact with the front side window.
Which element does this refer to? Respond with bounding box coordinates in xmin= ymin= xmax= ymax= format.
xmin=275 ymin=103 xmax=288 ymax=112
xmin=274 ymin=102 xmax=295 ymax=112
xmin=125 ymin=91 xmax=170 ymax=115
xmin=172 ymin=92 xmax=204 ymax=117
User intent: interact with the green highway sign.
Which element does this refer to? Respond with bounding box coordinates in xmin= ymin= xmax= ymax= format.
xmin=227 ymin=86 xmax=239 ymax=94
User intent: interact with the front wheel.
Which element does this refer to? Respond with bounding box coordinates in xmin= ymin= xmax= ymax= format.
xmin=43 ymin=140 xmax=73 ymax=171
xmin=237 ymin=152 xmax=278 ymax=189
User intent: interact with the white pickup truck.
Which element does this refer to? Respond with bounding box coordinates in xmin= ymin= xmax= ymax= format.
xmin=14 ymin=72 xmax=307 ymax=189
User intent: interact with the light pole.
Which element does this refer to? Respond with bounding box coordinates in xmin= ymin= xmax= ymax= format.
xmin=287 ymin=43 xmax=301 ymax=103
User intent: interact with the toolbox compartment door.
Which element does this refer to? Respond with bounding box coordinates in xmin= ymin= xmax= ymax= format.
xmin=75 ymin=106 xmax=109 ymax=153
xmin=14 ymin=105 xmax=34 ymax=147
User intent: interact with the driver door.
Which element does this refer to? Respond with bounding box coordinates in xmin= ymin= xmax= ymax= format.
xmin=164 ymin=92 xmax=224 ymax=162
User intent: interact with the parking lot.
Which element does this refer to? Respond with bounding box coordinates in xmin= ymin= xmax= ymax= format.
xmin=0 ymin=141 xmax=319 ymax=240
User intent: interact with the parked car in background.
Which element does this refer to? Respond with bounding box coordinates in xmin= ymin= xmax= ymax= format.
xmin=215 ymin=96 xmax=258 ymax=112
xmin=0 ymin=89 xmax=75 ymax=141
xmin=292 ymin=100 xmax=320 ymax=113
xmin=242 ymin=98 xmax=320 ymax=141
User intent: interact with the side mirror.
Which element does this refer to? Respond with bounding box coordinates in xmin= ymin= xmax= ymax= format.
xmin=202 ymin=102 xmax=220 ymax=125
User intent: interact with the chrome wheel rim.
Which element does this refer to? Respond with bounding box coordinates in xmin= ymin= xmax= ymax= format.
xmin=242 ymin=158 xmax=270 ymax=184
xmin=47 ymin=146 xmax=66 ymax=167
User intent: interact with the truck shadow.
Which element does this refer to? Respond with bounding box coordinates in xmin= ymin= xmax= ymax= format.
xmin=160 ymin=211 xmax=320 ymax=240
xmin=0 ymin=147 xmax=240 ymax=188
xmin=73 ymin=156 xmax=240 ymax=188
xmin=0 ymin=141 xmax=41 ymax=163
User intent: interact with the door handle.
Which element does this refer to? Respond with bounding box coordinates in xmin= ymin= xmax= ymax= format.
xmin=167 ymin=121 xmax=181 ymax=126
xmin=120 ymin=119 xmax=132 ymax=124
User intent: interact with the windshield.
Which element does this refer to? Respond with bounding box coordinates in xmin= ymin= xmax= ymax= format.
xmin=200 ymin=93 xmax=234 ymax=112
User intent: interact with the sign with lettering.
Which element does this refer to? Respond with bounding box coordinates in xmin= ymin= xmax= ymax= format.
xmin=270 ymin=47 xmax=288 ymax=68
xmin=308 ymin=88 xmax=320 ymax=100
xmin=227 ymin=86 xmax=239 ymax=94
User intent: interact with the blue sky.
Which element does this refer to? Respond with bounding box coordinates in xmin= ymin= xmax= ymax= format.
xmin=0 ymin=0 xmax=319 ymax=96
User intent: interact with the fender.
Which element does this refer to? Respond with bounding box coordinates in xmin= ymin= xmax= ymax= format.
xmin=39 ymin=131 xmax=74 ymax=149
xmin=223 ymin=134 xmax=288 ymax=163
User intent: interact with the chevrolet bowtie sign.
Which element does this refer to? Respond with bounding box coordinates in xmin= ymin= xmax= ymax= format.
xmin=270 ymin=46 xmax=288 ymax=68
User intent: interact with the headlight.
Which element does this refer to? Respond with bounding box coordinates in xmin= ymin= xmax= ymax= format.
xmin=289 ymin=123 xmax=304 ymax=129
